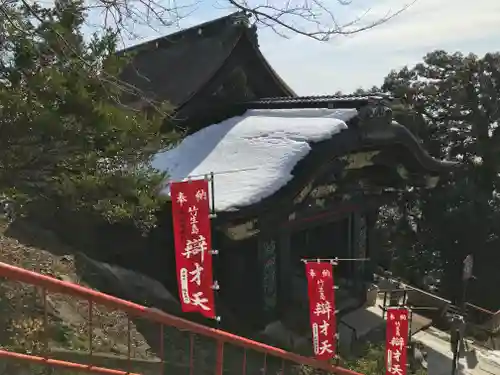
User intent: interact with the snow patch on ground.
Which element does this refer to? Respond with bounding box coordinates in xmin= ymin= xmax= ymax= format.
xmin=413 ymin=327 xmax=500 ymax=375
xmin=152 ymin=108 xmax=357 ymax=211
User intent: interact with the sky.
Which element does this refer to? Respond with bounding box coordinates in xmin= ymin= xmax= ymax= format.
xmin=95 ymin=0 xmax=500 ymax=95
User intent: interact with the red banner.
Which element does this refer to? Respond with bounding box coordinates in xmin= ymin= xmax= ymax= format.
xmin=171 ymin=179 xmax=215 ymax=319
xmin=385 ymin=308 xmax=409 ymax=375
xmin=305 ymin=262 xmax=336 ymax=360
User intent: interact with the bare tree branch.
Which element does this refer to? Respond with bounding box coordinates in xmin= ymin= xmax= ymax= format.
xmin=3 ymin=0 xmax=414 ymax=43
xmin=225 ymin=0 xmax=415 ymax=41
xmin=0 ymin=0 xmax=415 ymax=118
xmin=0 ymin=0 xmax=170 ymax=114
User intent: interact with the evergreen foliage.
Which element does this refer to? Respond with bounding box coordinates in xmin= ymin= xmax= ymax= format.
xmin=0 ymin=0 xmax=176 ymax=231
xmin=375 ymin=51 xmax=500 ymax=309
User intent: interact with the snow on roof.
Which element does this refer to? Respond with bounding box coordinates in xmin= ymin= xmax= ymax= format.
xmin=152 ymin=108 xmax=357 ymax=211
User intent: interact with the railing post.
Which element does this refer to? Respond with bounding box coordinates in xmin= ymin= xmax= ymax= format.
xmin=215 ymin=340 xmax=224 ymax=375
xmin=88 ymin=298 xmax=93 ymax=358
xmin=42 ymin=287 xmax=49 ymax=355
xmin=189 ymin=333 xmax=195 ymax=375
xmin=160 ymin=324 xmax=165 ymax=375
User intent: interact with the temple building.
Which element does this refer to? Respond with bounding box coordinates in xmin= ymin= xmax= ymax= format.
xmin=118 ymin=12 xmax=456 ymax=337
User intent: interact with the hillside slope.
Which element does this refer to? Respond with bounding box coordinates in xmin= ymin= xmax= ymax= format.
xmin=0 ymin=222 xmax=298 ymax=375
xmin=0 ymin=221 xmax=153 ymax=358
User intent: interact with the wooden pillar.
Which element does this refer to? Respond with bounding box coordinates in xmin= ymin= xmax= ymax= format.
xmin=364 ymin=210 xmax=377 ymax=283
xmin=358 ymin=213 xmax=368 ymax=285
xmin=351 ymin=212 xmax=368 ymax=292
xmin=278 ymin=228 xmax=291 ymax=317
xmin=350 ymin=213 xmax=359 ymax=289
xmin=258 ymin=233 xmax=278 ymax=322
xmin=347 ymin=213 xmax=353 ymax=288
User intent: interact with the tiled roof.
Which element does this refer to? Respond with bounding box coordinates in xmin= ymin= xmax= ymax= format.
xmin=117 ymin=12 xmax=295 ymax=108
xmin=118 ymin=13 xmax=250 ymax=106
xmin=244 ymin=94 xmax=394 ymax=109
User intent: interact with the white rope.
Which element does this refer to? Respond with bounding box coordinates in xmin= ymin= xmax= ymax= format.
xmin=167 ymin=167 xmax=260 ymax=183
xmin=301 ymin=257 xmax=370 ymax=264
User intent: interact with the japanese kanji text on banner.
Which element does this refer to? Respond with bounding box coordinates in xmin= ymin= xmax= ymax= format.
xmin=305 ymin=262 xmax=337 ymax=360
xmin=385 ymin=308 xmax=409 ymax=375
xmin=171 ymin=179 xmax=216 ymax=319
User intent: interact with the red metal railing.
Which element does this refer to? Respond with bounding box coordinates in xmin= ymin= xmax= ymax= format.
xmin=0 ymin=261 xmax=363 ymax=375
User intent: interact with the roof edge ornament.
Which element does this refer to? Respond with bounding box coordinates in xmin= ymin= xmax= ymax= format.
xmin=231 ymin=11 xmax=251 ymax=27
xmin=357 ymin=102 xmax=393 ymax=124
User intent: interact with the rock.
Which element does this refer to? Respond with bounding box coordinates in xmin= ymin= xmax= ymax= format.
xmin=260 ymin=320 xmax=294 ymax=349
xmin=59 ymin=274 xmax=75 ymax=283
xmin=258 ymin=320 xmax=311 ymax=354
xmin=75 ymin=253 xmax=181 ymax=314
xmin=60 ymin=255 xmax=73 ymax=263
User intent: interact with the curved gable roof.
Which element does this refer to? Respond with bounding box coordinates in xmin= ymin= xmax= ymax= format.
xmin=152 ymin=108 xmax=355 ymax=211
xmin=118 ymin=13 xmax=294 ymax=107
xmin=152 ymin=96 xmax=457 ymax=223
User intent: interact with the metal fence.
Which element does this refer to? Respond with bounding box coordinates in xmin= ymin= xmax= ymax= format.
xmin=0 ymin=261 xmax=363 ymax=375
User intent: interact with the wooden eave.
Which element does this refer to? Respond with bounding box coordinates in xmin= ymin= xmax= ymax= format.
xmin=210 ymin=96 xmax=458 ymax=225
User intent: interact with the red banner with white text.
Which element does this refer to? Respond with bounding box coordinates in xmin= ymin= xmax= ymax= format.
xmin=305 ymin=262 xmax=336 ymax=360
xmin=385 ymin=308 xmax=409 ymax=375
xmin=171 ymin=179 xmax=215 ymax=319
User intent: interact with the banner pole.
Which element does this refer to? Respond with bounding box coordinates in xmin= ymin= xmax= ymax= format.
xmin=206 ymin=173 xmax=221 ymax=324
xmin=331 ymin=259 xmax=340 ymax=365
xmin=209 ymin=172 xmax=217 ymax=218
xmin=408 ymin=308 xmax=413 ymax=343
xmin=301 ymin=258 xmax=370 ymax=263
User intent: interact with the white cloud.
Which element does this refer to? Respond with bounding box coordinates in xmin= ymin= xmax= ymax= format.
xmin=260 ymin=0 xmax=500 ymax=94
xmin=335 ymin=0 xmax=499 ymax=50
